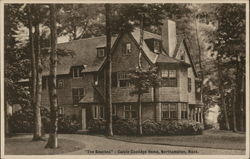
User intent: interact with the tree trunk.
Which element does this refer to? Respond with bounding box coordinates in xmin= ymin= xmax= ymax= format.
xmin=232 ymin=89 xmax=237 ymax=132
xmin=45 ymin=4 xmax=59 ymax=148
xmin=27 ymin=4 xmax=38 ymax=139
xmin=105 ymin=4 xmax=113 ymax=136
xmin=217 ymin=59 xmax=230 ymax=130
xmin=33 ymin=4 xmax=43 ymax=141
xmin=137 ymin=93 xmax=142 ymax=135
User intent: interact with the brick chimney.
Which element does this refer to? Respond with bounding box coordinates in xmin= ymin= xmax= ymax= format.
xmin=161 ymin=20 xmax=177 ymax=57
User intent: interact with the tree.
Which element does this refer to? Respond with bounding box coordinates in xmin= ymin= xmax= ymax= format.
xmin=57 ymin=4 xmax=105 ymax=40
xmin=27 ymin=4 xmax=40 ymax=139
xmin=105 ymin=4 xmax=113 ymax=136
xmin=129 ymin=67 xmax=160 ymax=135
xmin=4 ymin=4 xmax=30 ymax=136
xmin=45 ymin=4 xmax=59 ymax=148
xmin=31 ymin=4 xmax=44 ymax=140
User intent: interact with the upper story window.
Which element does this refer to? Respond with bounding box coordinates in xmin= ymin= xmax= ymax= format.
xmin=72 ymin=88 xmax=84 ymax=106
xmin=57 ymin=79 xmax=64 ymax=89
xmin=124 ymin=43 xmax=131 ymax=55
xmin=162 ymin=103 xmax=178 ymax=119
xmin=97 ymin=48 xmax=105 ymax=58
xmin=72 ymin=67 xmax=82 ymax=78
xmin=161 ymin=69 xmax=177 ymax=87
xmin=188 ymin=78 xmax=191 ymax=92
xmin=118 ymin=72 xmax=131 ymax=87
xmin=154 ymin=40 xmax=160 ymax=53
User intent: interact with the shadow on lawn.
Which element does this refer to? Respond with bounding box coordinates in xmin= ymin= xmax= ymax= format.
xmin=5 ymin=135 xmax=85 ymax=155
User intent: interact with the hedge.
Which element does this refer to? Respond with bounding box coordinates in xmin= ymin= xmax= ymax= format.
xmin=87 ymin=118 xmax=204 ymax=136
xmin=9 ymin=108 xmax=80 ymax=134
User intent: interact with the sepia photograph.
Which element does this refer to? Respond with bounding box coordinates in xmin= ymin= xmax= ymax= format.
xmin=0 ymin=0 xmax=249 ymax=158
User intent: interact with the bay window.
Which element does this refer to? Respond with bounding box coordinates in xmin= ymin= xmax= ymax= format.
xmin=162 ymin=103 xmax=178 ymax=119
xmin=161 ymin=69 xmax=177 ymax=87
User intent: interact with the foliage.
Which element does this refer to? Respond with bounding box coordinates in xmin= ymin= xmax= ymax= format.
xmin=87 ymin=118 xmax=203 ymax=136
xmin=9 ymin=106 xmax=49 ymax=133
xmin=142 ymin=119 xmax=161 ymax=136
xmin=57 ymin=115 xmax=81 ymax=134
xmin=129 ymin=67 xmax=160 ymax=95
xmin=9 ymin=108 xmax=81 ymax=134
xmin=87 ymin=119 xmax=107 ymax=134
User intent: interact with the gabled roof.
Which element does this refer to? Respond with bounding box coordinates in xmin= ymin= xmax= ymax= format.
xmin=130 ymin=28 xmax=161 ymax=64
xmin=172 ymin=37 xmax=198 ymax=77
xmin=42 ymin=36 xmax=117 ymax=76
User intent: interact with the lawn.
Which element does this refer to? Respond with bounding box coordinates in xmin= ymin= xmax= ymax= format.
xmin=109 ymin=129 xmax=246 ymax=150
xmin=5 ymin=135 xmax=85 ymax=155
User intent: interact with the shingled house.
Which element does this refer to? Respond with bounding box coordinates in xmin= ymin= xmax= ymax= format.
xmin=41 ymin=20 xmax=203 ymax=130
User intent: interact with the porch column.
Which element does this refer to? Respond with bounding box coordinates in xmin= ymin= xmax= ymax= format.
xmin=178 ymin=103 xmax=181 ymax=120
xmin=190 ymin=108 xmax=193 ymax=120
xmin=194 ymin=108 xmax=197 ymax=122
xmin=197 ymin=108 xmax=200 ymax=122
xmin=187 ymin=104 xmax=190 ymax=120
xmin=201 ymin=107 xmax=204 ymax=123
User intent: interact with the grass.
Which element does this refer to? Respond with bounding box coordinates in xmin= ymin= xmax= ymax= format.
xmin=109 ymin=129 xmax=246 ymax=150
xmin=5 ymin=135 xmax=85 ymax=155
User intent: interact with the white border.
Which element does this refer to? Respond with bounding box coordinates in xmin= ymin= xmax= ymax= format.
xmin=0 ymin=0 xmax=249 ymax=159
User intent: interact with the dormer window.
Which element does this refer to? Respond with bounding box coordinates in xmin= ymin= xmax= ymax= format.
xmin=124 ymin=43 xmax=131 ymax=55
xmin=97 ymin=48 xmax=105 ymax=58
xmin=154 ymin=40 xmax=160 ymax=53
xmin=72 ymin=67 xmax=82 ymax=78
xmin=180 ymin=50 xmax=185 ymax=61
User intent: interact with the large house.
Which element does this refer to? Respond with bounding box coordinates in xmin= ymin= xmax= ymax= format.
xmin=41 ymin=20 xmax=203 ymax=130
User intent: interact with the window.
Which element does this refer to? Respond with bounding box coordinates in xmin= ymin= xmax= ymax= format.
xmin=58 ymin=106 xmax=64 ymax=115
xmin=57 ymin=79 xmax=64 ymax=89
xmin=42 ymin=78 xmax=47 ymax=89
xmin=180 ymin=50 xmax=185 ymax=61
xmin=72 ymin=67 xmax=81 ymax=78
xmin=93 ymin=105 xmax=105 ymax=119
xmin=162 ymin=103 xmax=178 ymax=119
xmin=118 ymin=72 xmax=131 ymax=87
xmin=161 ymin=69 xmax=177 ymax=87
xmin=72 ymin=88 xmax=84 ymax=105
xmin=181 ymin=103 xmax=188 ymax=119
xmin=124 ymin=105 xmax=137 ymax=119
xmin=154 ymin=40 xmax=160 ymax=53
xmin=124 ymin=43 xmax=131 ymax=55
xmin=188 ymin=78 xmax=191 ymax=92
xmin=97 ymin=48 xmax=105 ymax=57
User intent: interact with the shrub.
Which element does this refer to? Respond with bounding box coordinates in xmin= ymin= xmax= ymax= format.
xmin=142 ymin=119 xmax=161 ymax=136
xmin=57 ymin=115 xmax=81 ymax=134
xmin=87 ymin=119 xmax=106 ymax=134
xmin=160 ymin=120 xmax=204 ymax=135
xmin=9 ymin=107 xmax=50 ymax=133
xmin=113 ymin=119 xmax=137 ymax=135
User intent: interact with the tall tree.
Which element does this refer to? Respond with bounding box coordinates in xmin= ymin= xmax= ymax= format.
xmin=27 ymin=4 xmax=39 ymax=139
xmin=32 ymin=4 xmax=43 ymax=141
xmin=45 ymin=4 xmax=59 ymax=148
xmin=105 ymin=4 xmax=113 ymax=136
